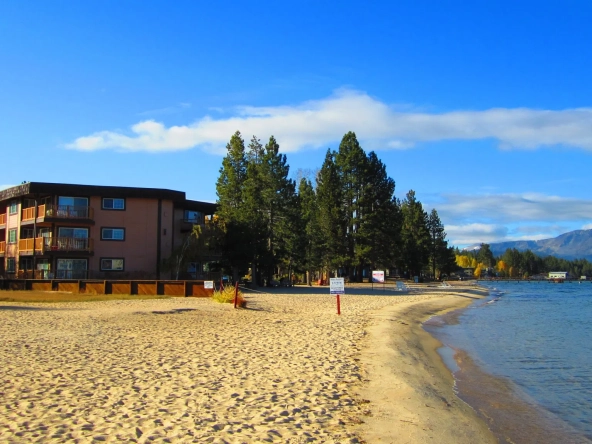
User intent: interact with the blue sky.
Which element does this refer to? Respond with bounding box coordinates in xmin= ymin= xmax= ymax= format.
xmin=2 ymin=1 xmax=592 ymax=248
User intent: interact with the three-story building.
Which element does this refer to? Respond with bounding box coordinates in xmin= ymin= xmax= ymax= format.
xmin=0 ymin=182 xmax=216 ymax=279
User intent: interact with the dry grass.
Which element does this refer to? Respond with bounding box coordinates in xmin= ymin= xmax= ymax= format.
xmin=0 ymin=290 xmax=169 ymax=303
xmin=212 ymin=286 xmax=246 ymax=307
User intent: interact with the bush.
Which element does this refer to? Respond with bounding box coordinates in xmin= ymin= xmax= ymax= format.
xmin=212 ymin=286 xmax=246 ymax=307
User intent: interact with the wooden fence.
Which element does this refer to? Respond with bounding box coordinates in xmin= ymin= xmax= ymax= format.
xmin=0 ymin=279 xmax=215 ymax=297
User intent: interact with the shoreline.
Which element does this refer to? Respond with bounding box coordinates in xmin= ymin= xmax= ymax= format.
xmin=0 ymin=287 xmax=496 ymax=443
xmin=355 ymin=285 xmax=497 ymax=443
xmin=428 ymin=282 xmax=592 ymax=444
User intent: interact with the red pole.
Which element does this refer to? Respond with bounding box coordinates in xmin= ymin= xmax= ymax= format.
xmin=233 ymin=281 xmax=239 ymax=308
xmin=336 ymin=294 xmax=341 ymax=315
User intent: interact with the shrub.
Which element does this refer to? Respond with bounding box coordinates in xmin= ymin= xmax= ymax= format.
xmin=212 ymin=286 xmax=246 ymax=307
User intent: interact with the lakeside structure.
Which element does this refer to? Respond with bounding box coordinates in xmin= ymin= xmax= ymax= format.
xmin=0 ymin=182 xmax=217 ymax=280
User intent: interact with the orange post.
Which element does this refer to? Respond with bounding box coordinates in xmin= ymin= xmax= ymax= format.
xmin=336 ymin=294 xmax=341 ymax=315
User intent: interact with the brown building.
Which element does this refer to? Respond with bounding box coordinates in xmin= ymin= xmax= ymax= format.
xmin=0 ymin=182 xmax=216 ymax=279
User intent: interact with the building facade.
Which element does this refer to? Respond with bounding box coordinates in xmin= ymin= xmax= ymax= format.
xmin=0 ymin=182 xmax=216 ymax=279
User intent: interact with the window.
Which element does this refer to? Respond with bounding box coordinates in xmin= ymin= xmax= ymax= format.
xmin=8 ymin=229 xmax=17 ymax=244
xmin=101 ymin=258 xmax=124 ymax=271
xmin=101 ymin=228 xmax=125 ymax=241
xmin=6 ymin=258 xmax=15 ymax=273
xmin=56 ymin=259 xmax=87 ymax=279
xmin=184 ymin=210 xmax=202 ymax=223
xmin=9 ymin=201 xmax=17 ymax=214
xmin=20 ymin=257 xmax=33 ymax=271
xmin=58 ymin=227 xmax=89 ymax=238
xmin=58 ymin=196 xmax=88 ymax=207
xmin=22 ymin=228 xmax=33 ymax=239
xmin=102 ymin=198 xmax=125 ymax=210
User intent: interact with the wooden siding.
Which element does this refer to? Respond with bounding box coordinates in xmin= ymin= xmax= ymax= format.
xmin=0 ymin=279 xmax=215 ymax=297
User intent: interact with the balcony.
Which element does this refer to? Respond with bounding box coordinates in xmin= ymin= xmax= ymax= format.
xmin=0 ymin=241 xmax=5 ymax=255
xmin=0 ymin=213 xmax=6 ymax=226
xmin=21 ymin=204 xmax=94 ymax=222
xmin=18 ymin=237 xmax=94 ymax=255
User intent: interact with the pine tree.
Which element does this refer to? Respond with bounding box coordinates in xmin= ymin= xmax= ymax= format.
xmin=400 ymin=190 xmax=430 ymax=278
xmin=335 ymin=132 xmax=368 ymax=281
xmin=215 ymin=131 xmax=250 ymax=282
xmin=297 ymin=178 xmax=324 ymax=284
xmin=356 ymin=151 xmax=401 ymax=273
xmin=427 ymin=209 xmax=448 ymax=279
xmin=316 ymin=149 xmax=346 ymax=274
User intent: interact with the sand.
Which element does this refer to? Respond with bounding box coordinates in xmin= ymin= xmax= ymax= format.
xmin=0 ymin=285 xmax=496 ymax=443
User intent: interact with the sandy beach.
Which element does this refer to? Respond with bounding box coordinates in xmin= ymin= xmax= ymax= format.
xmin=0 ymin=285 xmax=495 ymax=443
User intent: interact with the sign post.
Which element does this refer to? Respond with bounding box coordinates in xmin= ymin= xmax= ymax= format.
xmin=330 ymin=278 xmax=345 ymax=315
xmin=372 ymin=270 xmax=385 ymax=291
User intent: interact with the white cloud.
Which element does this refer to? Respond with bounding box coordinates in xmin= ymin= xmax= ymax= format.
xmin=445 ymin=223 xmax=509 ymax=246
xmin=435 ymin=193 xmax=592 ymax=224
xmin=428 ymin=193 xmax=592 ymax=246
xmin=66 ymin=89 xmax=592 ymax=153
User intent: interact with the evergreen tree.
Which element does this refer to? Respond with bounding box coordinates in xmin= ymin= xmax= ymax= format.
xmin=400 ymin=190 xmax=430 ymax=278
xmin=215 ymin=131 xmax=250 ymax=281
xmin=356 ymin=151 xmax=401 ymax=273
xmin=298 ymin=178 xmax=324 ymax=284
xmin=335 ymin=132 xmax=368 ymax=281
xmin=316 ymin=149 xmax=347 ymax=273
xmin=259 ymin=136 xmax=298 ymax=285
xmin=427 ymin=209 xmax=448 ymax=279
xmin=242 ymin=135 xmax=267 ymax=285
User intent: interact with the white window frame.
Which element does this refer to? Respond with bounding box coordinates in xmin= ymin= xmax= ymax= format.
xmin=101 ymin=228 xmax=125 ymax=241
xmin=9 ymin=201 xmax=18 ymax=214
xmin=58 ymin=227 xmax=89 ymax=238
xmin=6 ymin=258 xmax=16 ymax=273
xmin=100 ymin=258 xmax=124 ymax=271
xmin=8 ymin=229 xmax=17 ymax=244
xmin=102 ymin=198 xmax=125 ymax=210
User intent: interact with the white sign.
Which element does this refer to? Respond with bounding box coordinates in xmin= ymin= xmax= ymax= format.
xmin=204 ymin=281 xmax=214 ymax=289
xmin=372 ymin=270 xmax=385 ymax=283
xmin=330 ymin=278 xmax=345 ymax=294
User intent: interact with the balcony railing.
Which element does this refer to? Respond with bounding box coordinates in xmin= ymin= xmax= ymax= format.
xmin=22 ymin=204 xmax=94 ymax=221
xmin=0 ymin=241 xmax=5 ymax=255
xmin=50 ymin=237 xmax=93 ymax=252
xmin=0 ymin=213 xmax=6 ymax=225
xmin=18 ymin=237 xmax=94 ymax=254
xmin=18 ymin=237 xmax=46 ymax=255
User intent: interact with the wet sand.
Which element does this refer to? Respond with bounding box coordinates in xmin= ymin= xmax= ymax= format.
xmin=0 ymin=286 xmax=495 ymax=443
xmin=426 ymin=298 xmax=591 ymax=444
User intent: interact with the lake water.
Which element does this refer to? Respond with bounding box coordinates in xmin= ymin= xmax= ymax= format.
xmin=424 ymin=281 xmax=592 ymax=443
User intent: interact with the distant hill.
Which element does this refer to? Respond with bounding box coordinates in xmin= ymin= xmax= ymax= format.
xmin=466 ymin=229 xmax=592 ymax=261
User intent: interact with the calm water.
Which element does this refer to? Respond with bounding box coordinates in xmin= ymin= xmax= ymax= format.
xmin=425 ymin=281 xmax=592 ymax=443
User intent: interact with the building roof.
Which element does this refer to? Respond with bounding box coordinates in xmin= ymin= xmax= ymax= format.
xmin=0 ymin=182 xmax=217 ymax=213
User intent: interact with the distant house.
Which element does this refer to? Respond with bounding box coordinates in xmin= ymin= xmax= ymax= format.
xmin=548 ymin=271 xmax=568 ymax=280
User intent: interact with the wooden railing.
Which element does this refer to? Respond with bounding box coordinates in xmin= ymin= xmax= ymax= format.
xmin=22 ymin=204 xmax=94 ymax=221
xmin=0 ymin=213 xmax=6 ymax=225
xmin=0 ymin=241 xmax=5 ymax=254
xmin=18 ymin=237 xmax=94 ymax=254
xmin=48 ymin=237 xmax=94 ymax=252
xmin=18 ymin=237 xmax=45 ymax=254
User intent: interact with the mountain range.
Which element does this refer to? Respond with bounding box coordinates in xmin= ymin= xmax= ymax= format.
xmin=465 ymin=229 xmax=592 ymax=261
